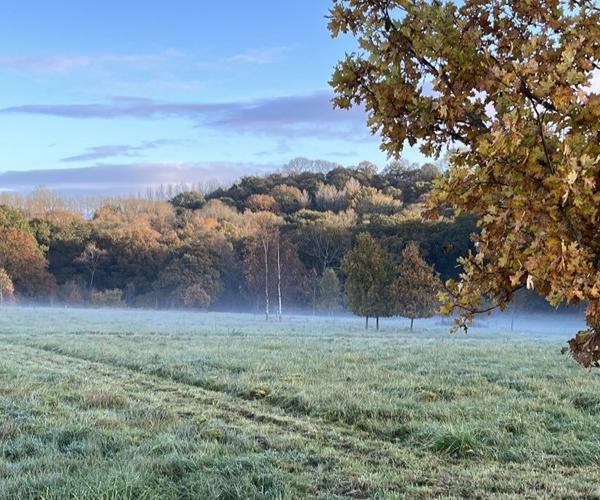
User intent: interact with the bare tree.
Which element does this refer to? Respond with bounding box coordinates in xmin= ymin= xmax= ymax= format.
xmin=75 ymin=242 xmax=108 ymax=290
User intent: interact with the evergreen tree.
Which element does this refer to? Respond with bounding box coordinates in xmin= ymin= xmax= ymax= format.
xmin=396 ymin=242 xmax=441 ymax=330
xmin=342 ymin=233 xmax=395 ymax=330
xmin=319 ymin=267 xmax=340 ymax=314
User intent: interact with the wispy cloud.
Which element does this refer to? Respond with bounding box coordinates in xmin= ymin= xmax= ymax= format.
xmin=222 ymin=47 xmax=288 ymax=66
xmin=0 ymin=161 xmax=275 ymax=195
xmin=0 ymin=50 xmax=182 ymax=73
xmin=61 ymin=139 xmax=179 ymax=162
xmin=0 ymin=46 xmax=287 ymax=74
xmin=1 ymin=93 xmax=372 ymax=140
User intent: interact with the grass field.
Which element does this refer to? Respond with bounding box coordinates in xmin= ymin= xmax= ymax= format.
xmin=1 ymin=307 xmax=599 ymax=499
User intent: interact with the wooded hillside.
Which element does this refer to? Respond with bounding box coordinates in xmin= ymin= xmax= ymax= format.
xmin=0 ymin=159 xmax=475 ymax=315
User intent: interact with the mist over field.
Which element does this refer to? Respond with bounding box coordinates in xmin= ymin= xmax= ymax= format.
xmin=0 ymin=305 xmax=586 ymax=342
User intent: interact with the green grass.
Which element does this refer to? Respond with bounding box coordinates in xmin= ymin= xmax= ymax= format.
xmin=0 ymin=307 xmax=599 ymax=498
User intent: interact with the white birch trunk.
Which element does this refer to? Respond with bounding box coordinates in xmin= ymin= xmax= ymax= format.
xmin=263 ymin=238 xmax=269 ymax=321
xmin=277 ymin=237 xmax=282 ymax=321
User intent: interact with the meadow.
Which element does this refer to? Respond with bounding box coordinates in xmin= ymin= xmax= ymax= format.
xmin=0 ymin=307 xmax=599 ymax=499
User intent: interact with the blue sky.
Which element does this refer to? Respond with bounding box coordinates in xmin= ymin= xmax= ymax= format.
xmin=0 ymin=1 xmax=423 ymax=193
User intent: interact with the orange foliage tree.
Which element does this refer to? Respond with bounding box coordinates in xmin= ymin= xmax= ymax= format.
xmin=0 ymin=227 xmax=55 ymax=298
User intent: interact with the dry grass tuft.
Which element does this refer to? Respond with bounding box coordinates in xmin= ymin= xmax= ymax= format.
xmin=83 ymin=390 xmax=127 ymax=409
xmin=0 ymin=419 xmax=19 ymax=439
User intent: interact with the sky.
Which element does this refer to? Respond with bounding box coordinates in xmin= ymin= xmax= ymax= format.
xmin=0 ymin=1 xmax=426 ymax=195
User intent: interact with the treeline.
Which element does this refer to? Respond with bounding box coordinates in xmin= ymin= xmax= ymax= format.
xmin=0 ymin=160 xmax=478 ymax=324
xmin=0 ymin=182 xmax=221 ymax=219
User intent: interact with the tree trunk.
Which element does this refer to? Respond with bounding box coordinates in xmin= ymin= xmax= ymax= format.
xmin=376 ymin=316 xmax=379 ymax=331
xmin=90 ymin=267 xmax=95 ymax=290
xmin=277 ymin=238 xmax=282 ymax=322
xmin=0 ymin=285 xmax=3 ymax=307
xmin=263 ymin=239 xmax=269 ymax=321
xmin=410 ymin=317 xmax=414 ymax=331
xmin=365 ymin=316 xmax=369 ymax=330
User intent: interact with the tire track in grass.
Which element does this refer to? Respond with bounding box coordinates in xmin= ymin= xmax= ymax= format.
xmin=3 ymin=343 xmax=600 ymax=498
xmin=1 ymin=343 xmax=422 ymax=497
xmin=0 ymin=345 xmax=386 ymax=498
xmin=0 ymin=342 xmax=414 ymax=469
xmin=16 ymin=338 xmax=407 ymax=444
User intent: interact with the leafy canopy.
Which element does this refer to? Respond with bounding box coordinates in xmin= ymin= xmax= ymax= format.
xmin=342 ymin=232 xmax=396 ymax=319
xmin=329 ymin=0 xmax=600 ymax=365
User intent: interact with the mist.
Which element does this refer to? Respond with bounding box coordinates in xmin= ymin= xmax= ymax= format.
xmin=1 ymin=302 xmax=586 ymax=345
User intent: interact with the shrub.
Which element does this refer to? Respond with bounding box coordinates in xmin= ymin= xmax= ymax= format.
xmin=59 ymin=279 xmax=86 ymax=305
xmin=181 ymin=284 xmax=211 ymax=310
xmin=91 ymin=289 xmax=125 ymax=307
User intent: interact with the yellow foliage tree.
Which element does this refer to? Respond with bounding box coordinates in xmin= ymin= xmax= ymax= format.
xmin=0 ymin=268 xmax=14 ymax=305
xmin=329 ymin=0 xmax=600 ymax=365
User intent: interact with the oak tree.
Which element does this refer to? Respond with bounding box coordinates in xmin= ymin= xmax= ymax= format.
xmin=329 ymin=0 xmax=600 ymax=365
